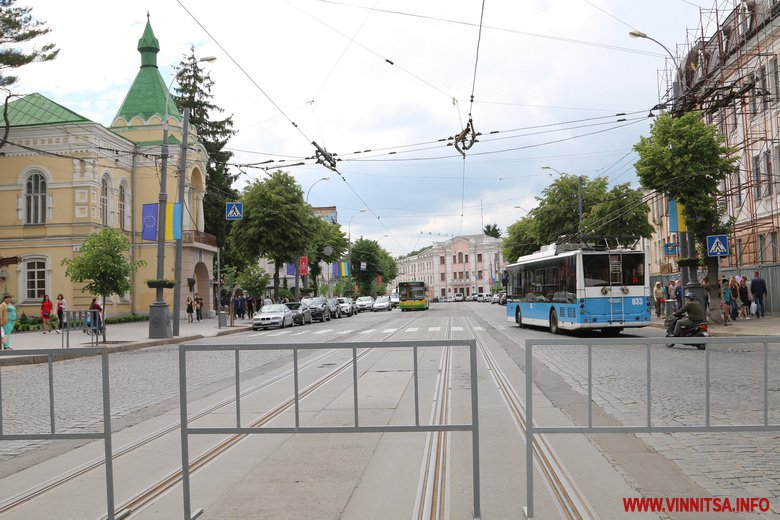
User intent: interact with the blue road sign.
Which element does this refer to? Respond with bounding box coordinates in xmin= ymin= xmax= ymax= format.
xmin=706 ymin=234 xmax=729 ymax=257
xmin=226 ymin=202 xmax=243 ymax=220
xmin=663 ymin=243 xmax=678 ymax=256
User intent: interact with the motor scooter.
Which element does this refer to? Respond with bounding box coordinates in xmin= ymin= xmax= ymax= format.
xmin=664 ymin=315 xmax=708 ymax=349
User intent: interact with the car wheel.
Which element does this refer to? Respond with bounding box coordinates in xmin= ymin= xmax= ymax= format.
xmin=280 ymin=319 xmax=285 ymax=329
xmin=516 ymin=308 xmax=525 ymax=328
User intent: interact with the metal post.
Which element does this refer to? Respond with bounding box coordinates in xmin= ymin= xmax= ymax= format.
xmin=217 ymin=249 xmax=221 ymax=329
xmin=469 ymin=341 xmax=481 ymax=519
xmin=525 ymin=341 xmax=534 ymax=518
xmin=149 ymin=108 xmax=172 ymax=339
xmin=101 ymin=350 xmax=116 ymax=520
xmin=577 ymin=175 xmax=583 ymax=227
xmin=179 ymin=346 xmax=192 ymax=520
xmin=173 ymin=108 xmax=190 ymax=336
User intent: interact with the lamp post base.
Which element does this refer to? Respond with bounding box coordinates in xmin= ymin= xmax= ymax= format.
xmin=149 ymin=302 xmax=172 ymax=339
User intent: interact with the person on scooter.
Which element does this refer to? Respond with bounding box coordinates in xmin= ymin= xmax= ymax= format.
xmin=673 ymin=292 xmax=706 ymax=336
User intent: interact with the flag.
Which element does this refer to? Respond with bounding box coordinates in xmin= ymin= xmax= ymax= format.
xmin=286 ymin=262 xmax=296 ymax=276
xmin=332 ymin=263 xmax=340 ymax=278
xmin=141 ymin=203 xmax=182 ymax=241
xmin=340 ymin=261 xmax=349 ymax=277
xmin=668 ymin=199 xmax=686 ymax=233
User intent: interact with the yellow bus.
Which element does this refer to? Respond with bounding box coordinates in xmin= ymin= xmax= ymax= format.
xmin=398 ymin=281 xmax=429 ymax=311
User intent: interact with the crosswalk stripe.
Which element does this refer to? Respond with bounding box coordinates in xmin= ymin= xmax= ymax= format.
xmin=268 ymin=330 xmax=290 ymax=336
xmin=313 ymin=329 xmax=333 ymax=335
xmin=292 ymin=331 xmax=308 ymax=336
xmin=337 ymin=330 xmax=353 ymax=335
xmin=359 ymin=329 xmax=376 ymax=334
xmin=451 ymin=326 xmax=463 ymax=331
xmin=381 ymin=328 xmax=397 ymax=333
xmin=473 ymin=326 xmax=485 ymax=331
xmin=428 ymin=327 xmax=441 ymax=332
xmin=405 ymin=327 xmax=419 ymax=332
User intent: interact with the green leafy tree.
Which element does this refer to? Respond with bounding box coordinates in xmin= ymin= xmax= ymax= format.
xmin=0 ymin=0 xmax=58 ymax=147
xmin=531 ymin=175 xmax=609 ymax=244
xmin=235 ymin=264 xmax=271 ymax=300
xmin=503 ymin=217 xmax=539 ymax=262
xmin=172 ymin=48 xmax=239 ymax=262
xmin=483 ymin=223 xmax=501 ymax=238
xmin=579 ymin=183 xmax=654 ymax=239
xmin=350 ymin=238 xmax=396 ymax=297
xmin=306 ymin=216 xmax=348 ymax=296
xmin=61 ymin=229 xmax=146 ymax=342
xmin=229 ymin=171 xmax=313 ymax=299
xmin=634 ymin=111 xmax=738 ymax=322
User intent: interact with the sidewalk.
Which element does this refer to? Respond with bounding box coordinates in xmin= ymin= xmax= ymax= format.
xmin=649 ymin=313 xmax=780 ymax=336
xmin=0 ymin=316 xmax=253 ymax=366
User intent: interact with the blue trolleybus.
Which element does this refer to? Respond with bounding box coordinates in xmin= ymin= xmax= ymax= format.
xmin=505 ymin=237 xmax=652 ymax=333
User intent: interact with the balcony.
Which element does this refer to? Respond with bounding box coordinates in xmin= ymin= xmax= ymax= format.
xmin=182 ymin=230 xmax=217 ymax=247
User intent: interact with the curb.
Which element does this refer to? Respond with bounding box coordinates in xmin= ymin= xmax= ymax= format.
xmin=0 ymin=326 xmax=252 ymax=367
xmin=647 ymin=321 xmax=762 ymax=337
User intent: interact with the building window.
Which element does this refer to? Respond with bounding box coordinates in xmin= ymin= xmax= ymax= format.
xmin=118 ymin=184 xmax=127 ymax=230
xmin=453 ymin=255 xmax=456 ymax=264
xmin=439 ymin=256 xmax=445 ymax=265
xmin=750 ymin=73 xmax=759 ymax=116
xmin=24 ymin=259 xmax=46 ymax=300
xmin=765 ymin=152 xmax=774 ymax=198
xmin=736 ymin=238 xmax=743 ymax=267
xmin=25 ymin=173 xmax=47 ymax=224
xmin=770 ymin=232 xmax=779 ymax=263
xmin=753 ymin=155 xmax=762 ymax=201
xmin=478 ymin=270 xmax=483 ymax=279
xmin=457 ymin=252 xmax=463 ymax=263
xmin=477 ymin=253 xmax=482 ymax=262
xmin=758 ymin=234 xmax=766 ymax=263
xmin=761 ymin=65 xmax=769 ymax=111
xmin=464 ymin=254 xmax=468 ymax=263
xmin=773 ymin=56 xmax=780 ymax=101
xmin=441 ymin=288 xmax=446 ymax=297
xmin=100 ymin=177 xmax=109 ymax=225
xmin=440 ymin=272 xmax=445 ymax=281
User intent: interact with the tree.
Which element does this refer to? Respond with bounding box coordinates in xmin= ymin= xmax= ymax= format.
xmin=579 ymin=183 xmax=654 ymax=239
xmin=173 ymin=48 xmax=238 ymax=257
xmin=306 ymin=216 xmax=348 ymax=296
xmin=235 ymin=264 xmax=271 ymax=301
xmin=229 ymin=171 xmax=313 ymax=299
xmin=483 ymin=223 xmax=501 ymax=238
xmin=531 ymin=175 xmax=609 ymax=244
xmin=633 ymin=111 xmax=738 ymax=322
xmin=61 ymin=229 xmax=145 ymax=342
xmin=502 ymin=217 xmax=539 ymax=263
xmin=0 ymin=1 xmax=58 ymax=147
xmin=350 ymin=238 xmax=396 ymax=296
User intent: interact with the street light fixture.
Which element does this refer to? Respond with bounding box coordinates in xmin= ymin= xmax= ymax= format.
xmin=347 ymin=209 xmax=367 ymax=297
xmin=542 ymin=166 xmax=583 ymax=226
xmin=629 ymin=31 xmax=679 ymax=70
xmin=151 ymin=56 xmax=216 ymax=339
xmin=306 ymin=176 xmax=331 ymax=203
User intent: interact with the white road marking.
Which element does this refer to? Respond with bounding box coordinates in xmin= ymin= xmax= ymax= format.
xmin=313 ymin=329 xmax=333 ymax=335
xmin=292 ymin=331 xmax=308 ymax=336
xmin=428 ymin=327 xmax=441 ymax=332
xmin=473 ymin=326 xmax=485 ymax=331
xmin=405 ymin=327 xmax=419 ymax=332
xmin=359 ymin=329 xmax=376 ymax=334
xmin=268 ymin=330 xmax=291 ymax=336
xmin=337 ymin=330 xmax=353 ymax=335
xmin=381 ymin=328 xmax=397 ymax=333
xmin=451 ymin=326 xmax=463 ymax=331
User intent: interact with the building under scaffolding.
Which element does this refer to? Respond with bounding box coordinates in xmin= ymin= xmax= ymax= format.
xmin=648 ymin=0 xmax=780 ymax=280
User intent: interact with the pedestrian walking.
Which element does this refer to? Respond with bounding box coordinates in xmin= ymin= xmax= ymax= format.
xmin=0 ymin=294 xmax=16 ymax=349
xmin=41 ymin=294 xmax=53 ymax=333
xmin=729 ymin=276 xmax=739 ymax=321
xmin=89 ymin=298 xmax=103 ymax=334
xmin=653 ymin=281 xmax=664 ymax=318
xmin=739 ymin=277 xmax=751 ymax=319
xmin=751 ymin=271 xmax=767 ymax=318
xmin=56 ymin=293 xmax=68 ymax=333
xmin=246 ymin=296 xmax=255 ymax=318
xmin=674 ymin=280 xmax=683 ymax=310
xmin=186 ymin=296 xmax=194 ymax=323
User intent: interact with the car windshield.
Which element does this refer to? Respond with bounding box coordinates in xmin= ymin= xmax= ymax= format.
xmin=286 ymin=302 xmax=301 ymax=310
xmin=357 ymin=297 xmax=372 ymax=302
xmin=337 ymin=298 xmax=348 ymax=304
xmin=375 ymin=296 xmax=389 ymax=302
xmin=261 ymin=304 xmax=287 ymax=313
xmin=306 ymin=297 xmax=325 ymax=305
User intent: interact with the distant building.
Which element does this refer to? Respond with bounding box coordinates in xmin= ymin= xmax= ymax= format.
xmin=395 ymin=234 xmax=505 ymax=299
xmin=0 ymin=17 xmax=216 ymax=318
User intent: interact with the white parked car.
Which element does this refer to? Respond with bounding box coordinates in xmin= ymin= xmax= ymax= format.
xmin=337 ymin=297 xmax=355 ymax=317
xmin=252 ymin=304 xmax=294 ymax=330
xmin=372 ymin=296 xmax=392 ymax=312
xmin=355 ymin=296 xmax=374 ymax=312
xmin=454 ymin=293 xmax=465 ymax=302
xmin=390 ymin=292 xmax=400 ymax=308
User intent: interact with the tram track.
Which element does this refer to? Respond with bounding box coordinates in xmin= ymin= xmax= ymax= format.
xmin=465 ymin=316 xmax=597 ymax=520
xmin=413 ymin=316 xmax=453 ymax=520
xmin=0 ymin=315 xmax=429 ymax=519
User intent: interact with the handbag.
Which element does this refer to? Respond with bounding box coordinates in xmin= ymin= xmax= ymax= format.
xmin=751 ymin=301 xmax=758 ymax=315
xmin=43 ymin=311 xmax=50 ymax=317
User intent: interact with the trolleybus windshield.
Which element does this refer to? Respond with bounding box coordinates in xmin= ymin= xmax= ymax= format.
xmin=582 ymin=253 xmax=644 ymax=287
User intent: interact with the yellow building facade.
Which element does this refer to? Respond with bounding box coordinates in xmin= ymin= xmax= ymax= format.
xmin=0 ymin=18 xmax=216 ymax=320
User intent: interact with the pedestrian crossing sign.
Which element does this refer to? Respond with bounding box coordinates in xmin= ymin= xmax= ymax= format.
xmin=226 ymin=202 xmax=243 ymax=220
xmin=706 ymin=234 xmax=729 ymax=257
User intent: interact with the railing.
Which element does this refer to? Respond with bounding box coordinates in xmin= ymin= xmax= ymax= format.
xmin=61 ymin=310 xmax=101 ymax=348
xmin=0 ymin=348 xmax=116 ymax=519
xmin=524 ymin=336 xmax=780 ymax=518
xmin=182 ymin=230 xmax=216 ymax=247
xmin=178 ymin=339 xmax=480 ymax=520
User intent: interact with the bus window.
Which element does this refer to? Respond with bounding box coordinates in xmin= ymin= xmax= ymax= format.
xmin=583 ymin=253 xmax=644 ymax=287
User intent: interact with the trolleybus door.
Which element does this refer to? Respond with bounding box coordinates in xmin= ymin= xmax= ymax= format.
xmin=608 ymin=253 xmax=625 ymax=321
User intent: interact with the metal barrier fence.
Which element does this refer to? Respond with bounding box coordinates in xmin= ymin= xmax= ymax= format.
xmin=61 ymin=310 xmax=101 ymax=348
xmin=178 ymin=340 xmax=480 ymax=520
xmin=0 ymin=347 xmax=115 ymax=519
xmin=524 ymin=336 xmax=780 ymax=518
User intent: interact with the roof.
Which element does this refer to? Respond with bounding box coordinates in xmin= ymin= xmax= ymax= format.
xmin=5 ymin=93 xmax=92 ymax=127
xmin=111 ymin=16 xmax=181 ymax=127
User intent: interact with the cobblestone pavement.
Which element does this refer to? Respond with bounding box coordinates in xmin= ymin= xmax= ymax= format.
xmin=0 ymin=345 xmax=288 ymax=461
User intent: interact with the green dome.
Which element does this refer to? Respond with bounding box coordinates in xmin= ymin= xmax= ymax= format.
xmin=111 ymin=14 xmax=180 ymax=127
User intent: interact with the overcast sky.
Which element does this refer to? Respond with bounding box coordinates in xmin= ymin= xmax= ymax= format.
xmin=18 ymin=0 xmax=712 ymax=257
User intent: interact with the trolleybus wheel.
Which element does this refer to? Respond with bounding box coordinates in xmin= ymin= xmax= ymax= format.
xmin=549 ymin=309 xmax=559 ymax=335
xmin=516 ymin=308 xmax=525 ymax=328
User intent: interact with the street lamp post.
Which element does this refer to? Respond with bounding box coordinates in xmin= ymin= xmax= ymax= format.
xmin=542 ymin=166 xmax=583 ymax=226
xmin=347 ymin=209 xmax=367 ymax=297
xmin=306 ymin=176 xmax=330 ymax=203
xmin=629 ymin=30 xmax=703 ymax=302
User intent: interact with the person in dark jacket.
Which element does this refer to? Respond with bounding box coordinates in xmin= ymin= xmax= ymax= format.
xmin=751 ymin=271 xmax=767 ymax=318
xmin=673 ymin=292 xmax=706 ymax=336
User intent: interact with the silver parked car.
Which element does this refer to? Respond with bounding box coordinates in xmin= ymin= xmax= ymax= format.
xmin=337 ymin=297 xmax=356 ymax=317
xmin=252 ymin=304 xmax=294 ymax=330
xmin=355 ymin=296 xmax=374 ymax=312
xmin=286 ymin=301 xmax=313 ymax=325
xmin=372 ymin=295 xmax=392 ymax=312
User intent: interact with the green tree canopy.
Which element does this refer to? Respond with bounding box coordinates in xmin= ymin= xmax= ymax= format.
xmin=502 ymin=217 xmax=539 ymax=263
xmin=350 ymin=238 xmax=397 ymax=296
xmin=0 ymin=0 xmax=58 ymax=89
xmin=483 ymin=223 xmax=501 ymax=238
xmin=580 ymin=183 xmax=654 ymax=239
xmin=306 ymin=216 xmax=348 ymax=296
xmin=229 ymin=171 xmax=313 ymax=299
